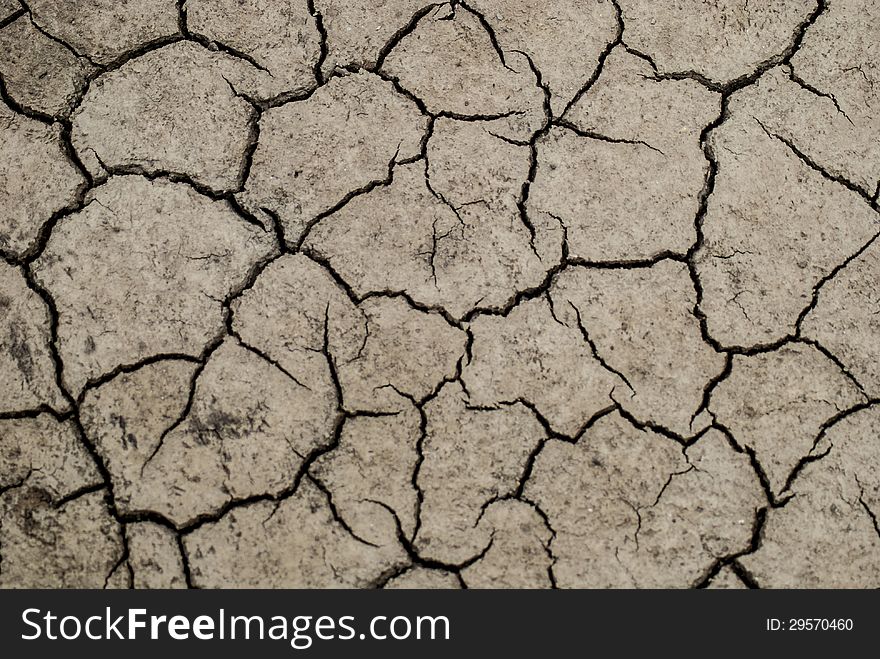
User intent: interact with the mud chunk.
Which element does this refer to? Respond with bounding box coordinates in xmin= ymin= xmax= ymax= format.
xmin=532 ymin=48 xmax=720 ymax=262
xmin=0 ymin=489 xmax=123 ymax=588
xmin=694 ymin=100 xmax=879 ymax=348
xmin=552 ymin=261 xmax=726 ymax=436
xmin=618 ymin=0 xmax=815 ymax=85
xmin=462 ymin=296 xmax=621 ymax=437
xmin=305 ymin=161 xmax=558 ymax=320
xmin=239 ymin=72 xmax=426 ymax=244
xmin=0 ymin=263 xmax=67 ymax=413
xmin=461 ymin=500 xmax=553 ymax=589
xmin=336 ymin=296 xmax=467 ymax=413
xmin=742 ymin=406 xmax=880 ymax=587
xmin=414 ymin=382 xmax=545 ymax=564
xmin=184 ymin=479 xmax=407 ymax=587
xmin=317 ymin=0 xmax=435 ymax=74
xmin=186 ymin=0 xmax=321 ymax=98
xmin=0 ymin=415 xmax=120 ymax=588
xmin=0 ymin=415 xmax=101 ymax=500
xmin=382 ymin=3 xmax=545 ymax=141
xmin=384 ymin=567 xmax=461 ymax=589
xmin=80 ymin=360 xmax=198 ymax=515
xmin=0 ymin=101 xmax=87 ymax=259
xmin=145 ymin=339 xmax=336 ymax=524
xmin=32 ymin=177 xmax=274 ymax=396
xmin=312 ymin=404 xmax=422 ymax=544
xmin=526 ymin=414 xmax=762 ymax=587
xmin=71 ymin=41 xmax=272 ymax=192
xmin=126 ymin=522 xmax=186 ymax=589
xmin=0 ymin=15 xmax=96 ymax=118
xmin=802 ymin=239 xmax=880 ymax=398
xmin=83 ymin=339 xmax=337 ymax=528
xmin=711 ymin=343 xmax=866 ymax=497
xmin=25 ymin=0 xmax=180 ymax=66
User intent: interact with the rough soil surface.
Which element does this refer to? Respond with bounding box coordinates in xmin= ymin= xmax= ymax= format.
xmin=1 ymin=0 xmax=878 ymax=589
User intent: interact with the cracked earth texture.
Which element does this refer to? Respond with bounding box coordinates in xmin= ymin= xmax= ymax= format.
xmin=0 ymin=0 xmax=879 ymax=590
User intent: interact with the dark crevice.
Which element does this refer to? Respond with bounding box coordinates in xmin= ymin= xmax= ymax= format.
xmin=176 ymin=0 xmax=189 ymax=37
xmin=305 ymin=0 xmax=328 ymax=85
xmin=0 ymin=405 xmax=72 ymax=422
xmin=231 ymin=102 xmax=262 ymax=194
xmin=793 ymin=229 xmax=880 ymax=335
xmin=435 ymin=108 xmax=525 ymax=123
xmin=231 ymin=332 xmax=311 ymax=390
xmin=797 ymin=338 xmax=868 ymax=398
xmin=728 ymin=560 xmax=762 ymax=589
xmin=857 ymin=493 xmax=880 ymax=540
xmin=372 ymin=386 xmax=429 ymax=543
xmin=690 ymin=353 xmax=732 ymax=428
xmin=621 ymin=43 xmax=658 ymax=71
xmin=366 ymin=498 xmax=494 ymax=574
xmin=190 ymin=32 xmax=272 ymax=74
xmin=302 ymin=248 xmax=465 ymax=330
xmin=373 ymin=3 xmax=443 ymax=72
xmin=0 ymin=71 xmax=56 ymax=123
xmin=371 ymin=564 xmax=414 ymax=590
xmin=306 ymin=474 xmax=382 ymax=548
xmin=176 ymin=532 xmax=195 ymax=588
xmin=0 ymin=8 xmax=25 ymax=30
xmin=370 ymin=67 xmax=431 ymax=116
xmin=612 ymin=394 xmax=696 ymax=447
xmin=17 ymin=2 xmax=100 ymax=66
xmin=754 ymin=117 xmax=875 ymax=202
xmin=88 ymin=35 xmax=187 ymax=73
xmin=512 ymin=438 xmax=550 ymax=500
xmin=53 ymin=482 xmax=106 ymax=509
xmin=78 ymin=167 xmax=270 ymax=233
xmin=293 ymin=145 xmax=404 ymax=251
xmin=692 ymin=506 xmax=766 ymax=588
xmin=455 ymin=2 xmax=513 ymax=71
xmin=684 ymin=92 xmax=727 ymax=352
xmin=714 ymin=422 xmax=780 ymax=506
xmin=470 ymin=493 xmax=559 ymax=589
xmin=559 ymin=0 xmax=623 ymax=117
xmin=786 ymin=64 xmax=853 ymax=125
xmin=509 ymin=49 xmax=553 ymax=259
xmin=555 ymin=118 xmax=665 ymax=155
xmin=103 ymin=522 xmax=132 ymax=590
xmin=567 ymin=252 xmax=688 ymax=270
xmin=780 ymin=400 xmax=878 ymax=497
xmin=138 ymin=336 xmax=224 ymax=475
xmin=460 ymin=258 xmax=565 ymax=323
xmin=76 ymin=353 xmax=202 ymax=405
xmin=648 ymin=0 xmax=829 ymax=96
xmin=568 ymin=301 xmax=636 ymax=395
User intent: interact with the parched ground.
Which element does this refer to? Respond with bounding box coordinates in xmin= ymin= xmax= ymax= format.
xmin=1 ymin=0 xmax=879 ymax=589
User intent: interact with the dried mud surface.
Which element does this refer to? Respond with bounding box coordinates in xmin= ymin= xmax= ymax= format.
xmin=1 ymin=0 xmax=879 ymax=589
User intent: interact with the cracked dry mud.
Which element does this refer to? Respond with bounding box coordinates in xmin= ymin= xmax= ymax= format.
xmin=1 ymin=0 xmax=878 ymax=591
